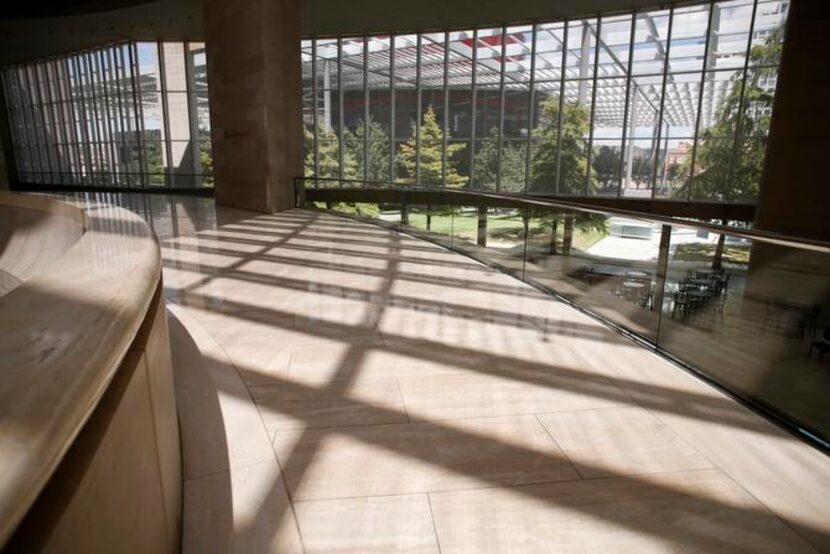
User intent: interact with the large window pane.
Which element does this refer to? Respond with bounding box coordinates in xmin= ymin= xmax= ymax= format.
xmin=0 ymin=40 xmax=213 ymax=188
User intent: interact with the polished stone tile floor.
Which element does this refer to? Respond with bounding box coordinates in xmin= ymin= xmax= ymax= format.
xmin=63 ymin=194 xmax=830 ymax=553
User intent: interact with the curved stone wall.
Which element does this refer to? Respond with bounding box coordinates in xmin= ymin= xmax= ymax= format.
xmin=0 ymin=192 xmax=181 ymax=552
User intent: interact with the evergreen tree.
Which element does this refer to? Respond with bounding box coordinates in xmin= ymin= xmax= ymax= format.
xmin=304 ymin=124 xmax=357 ymax=180
xmin=397 ymin=105 xmax=467 ymax=187
xmin=353 ymin=116 xmax=391 ymax=182
xmin=472 ymin=128 xmax=527 ymax=193
xmin=528 ymin=95 xmax=595 ymax=195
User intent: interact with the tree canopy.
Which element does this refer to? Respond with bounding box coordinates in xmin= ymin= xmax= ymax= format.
xmin=397 ymin=105 xmax=467 ymax=187
xmin=674 ymin=26 xmax=783 ymax=201
xmin=528 ymin=94 xmax=595 ymax=195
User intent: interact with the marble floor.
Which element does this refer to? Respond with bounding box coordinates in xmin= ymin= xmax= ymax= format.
xmin=64 ymin=194 xmax=830 ymax=552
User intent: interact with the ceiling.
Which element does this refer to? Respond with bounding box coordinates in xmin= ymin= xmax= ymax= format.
xmin=0 ymin=0 xmax=676 ymax=65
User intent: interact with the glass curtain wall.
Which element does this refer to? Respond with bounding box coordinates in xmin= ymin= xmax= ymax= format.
xmin=301 ymin=0 xmax=787 ymax=203
xmin=1 ymin=41 xmax=212 ymax=188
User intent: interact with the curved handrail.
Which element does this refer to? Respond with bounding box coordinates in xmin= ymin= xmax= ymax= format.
xmin=295 ymin=177 xmax=830 ymax=254
xmin=0 ymin=193 xmax=161 ymax=545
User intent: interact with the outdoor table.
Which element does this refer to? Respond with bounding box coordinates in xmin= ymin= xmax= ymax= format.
xmin=695 ymin=268 xmax=721 ymax=278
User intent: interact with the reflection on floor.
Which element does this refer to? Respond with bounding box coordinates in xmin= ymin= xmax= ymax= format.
xmin=63 ymin=194 xmax=830 ymax=552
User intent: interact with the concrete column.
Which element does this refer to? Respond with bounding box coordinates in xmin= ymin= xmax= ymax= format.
xmin=204 ymin=0 xmax=303 ymax=213
xmin=0 ymin=133 xmax=8 ymax=190
xmin=755 ymin=0 xmax=830 ymax=241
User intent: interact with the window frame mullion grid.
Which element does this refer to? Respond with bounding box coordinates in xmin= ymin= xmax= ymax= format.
xmin=311 ymin=39 xmax=320 ymax=184
xmin=184 ymin=41 xmax=203 ymax=188
xmin=554 ymin=20 xmax=569 ymax=195
xmin=25 ymin=65 xmax=47 ymax=182
xmin=49 ymin=60 xmax=70 ymax=183
xmin=496 ymin=25 xmax=507 ymax=193
xmin=363 ymin=36 xmax=370 ymax=182
xmin=442 ymin=31 xmax=450 ymax=188
xmin=585 ymin=16 xmax=602 ymax=196
xmin=415 ymin=33 xmax=422 ymax=186
xmin=115 ymin=45 xmax=132 ymax=187
xmin=72 ymin=56 xmax=92 ymax=184
xmin=158 ymin=41 xmax=174 ymax=188
xmin=687 ymin=3 xmax=717 ymax=202
xmin=337 ymin=38 xmax=344 ymax=183
xmin=59 ymin=59 xmax=82 ymax=185
xmin=129 ymin=42 xmax=149 ymax=188
xmin=523 ymin=24 xmax=538 ymax=194
xmin=98 ymin=48 xmax=118 ymax=187
xmin=617 ymin=11 xmax=637 ymax=199
xmin=83 ymin=52 xmax=106 ymax=185
xmin=650 ymin=8 xmax=675 ymax=200
xmin=389 ymin=35 xmax=396 ymax=183
xmin=469 ymin=28 xmax=478 ymax=190
xmin=39 ymin=62 xmax=60 ymax=183
xmin=726 ymin=0 xmax=760 ymax=202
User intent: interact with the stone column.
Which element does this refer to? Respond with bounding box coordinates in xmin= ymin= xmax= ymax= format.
xmin=0 ymin=139 xmax=8 ymax=190
xmin=204 ymin=0 xmax=303 ymax=213
xmin=755 ymin=0 xmax=830 ymax=241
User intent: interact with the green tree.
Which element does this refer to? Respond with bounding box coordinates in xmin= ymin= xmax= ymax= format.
xmin=304 ymin=124 xmax=357 ymax=180
xmin=631 ymin=154 xmax=653 ymax=189
xmin=472 ymin=128 xmax=527 ymax=193
xmin=353 ymin=116 xmax=391 ymax=181
xmin=592 ymin=145 xmax=620 ymax=191
xmin=397 ymin=105 xmax=467 ymax=187
xmin=528 ymin=95 xmax=595 ymax=195
xmin=676 ymin=27 xmax=783 ymax=201
xmin=199 ymin=143 xmax=214 ymax=186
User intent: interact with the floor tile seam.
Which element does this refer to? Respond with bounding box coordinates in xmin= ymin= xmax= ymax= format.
xmin=182 ymin=457 xmax=284 ymax=484
xmin=713 ymin=470 xmax=825 ymax=554
xmin=425 ymin=492 xmax=444 ymax=554
xmin=644 ymin=401 xmax=826 ymax=552
xmin=269 ymin=417 xmax=420 ymax=438
xmin=196 ymin=324 xmax=284 ymax=469
xmin=244 ymin=373 xmax=406 ymax=394
xmin=269 ymin=411 xmax=614 ymax=437
xmin=290 ymin=491 xmax=436 ymax=506
xmin=533 ymin=413 xmax=586 ymax=480
xmin=394 ymin=377 xmax=412 ymax=423
xmin=285 ymin=472 xmax=587 ymax=504
xmin=637 ymin=404 xmax=724 ymax=473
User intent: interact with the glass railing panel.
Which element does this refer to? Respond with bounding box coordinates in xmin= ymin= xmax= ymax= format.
xmin=399 ymin=198 xmax=455 ymax=250
xmin=657 ymin=232 xmax=830 ymax=440
xmin=524 ymin=206 xmax=662 ymax=342
xmin=323 ymin=201 xmax=384 ymax=224
xmin=377 ymin=200 xmax=403 ymax=228
xmin=480 ymin=206 xmax=527 ymax=278
xmin=447 ymin=204 xmax=483 ymax=249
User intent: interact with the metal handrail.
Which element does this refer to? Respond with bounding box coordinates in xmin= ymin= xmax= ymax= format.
xmin=295 ymin=177 xmax=830 ymax=254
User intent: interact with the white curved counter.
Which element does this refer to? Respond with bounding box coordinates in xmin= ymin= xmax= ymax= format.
xmin=0 ymin=192 xmax=180 ymax=551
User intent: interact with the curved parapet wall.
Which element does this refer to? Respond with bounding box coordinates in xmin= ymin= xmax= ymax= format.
xmin=0 ymin=192 xmax=181 ymax=551
xmin=0 ymin=194 xmax=85 ymax=296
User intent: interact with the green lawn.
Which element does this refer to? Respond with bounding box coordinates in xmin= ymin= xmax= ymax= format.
xmin=673 ymin=242 xmax=750 ymax=265
xmin=318 ymin=203 xmax=607 ymax=252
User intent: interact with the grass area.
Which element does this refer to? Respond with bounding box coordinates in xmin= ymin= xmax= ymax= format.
xmin=405 ymin=211 xmax=524 ymax=240
xmin=673 ymin=242 xmax=750 ymax=265
xmin=317 ymin=203 xmax=607 ymax=253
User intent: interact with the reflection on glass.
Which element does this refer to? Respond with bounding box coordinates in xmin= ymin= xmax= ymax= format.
xmin=1 ymin=41 xmax=213 ymax=188
xmin=300 ymin=0 xmax=788 ymax=205
xmin=300 ymin=177 xmax=830 ymax=449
